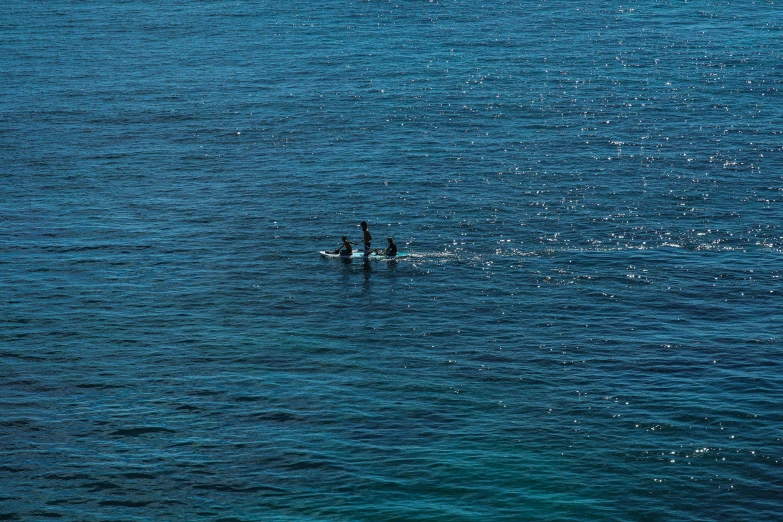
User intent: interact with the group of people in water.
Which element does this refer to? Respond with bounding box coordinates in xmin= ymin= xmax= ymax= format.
xmin=334 ymin=221 xmax=397 ymax=257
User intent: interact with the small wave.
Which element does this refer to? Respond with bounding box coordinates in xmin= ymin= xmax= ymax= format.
xmin=192 ymin=483 xmax=285 ymax=494
xmin=108 ymin=427 xmax=175 ymax=437
xmin=175 ymin=404 xmax=201 ymax=411
xmin=98 ymin=500 xmax=153 ymax=507
xmin=408 ymin=250 xmax=459 ymax=259
xmin=81 ymin=481 xmax=120 ymax=492
xmin=0 ymin=466 xmax=27 ymax=473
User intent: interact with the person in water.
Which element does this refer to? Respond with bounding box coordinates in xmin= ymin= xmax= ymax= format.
xmin=360 ymin=221 xmax=372 ymax=256
xmin=333 ymin=236 xmax=354 ymax=256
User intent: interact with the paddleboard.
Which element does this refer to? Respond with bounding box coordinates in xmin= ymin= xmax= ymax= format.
xmin=320 ymin=250 xmax=408 ymax=260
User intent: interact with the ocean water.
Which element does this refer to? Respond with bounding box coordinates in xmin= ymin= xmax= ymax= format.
xmin=2 ymin=1 xmax=782 ymax=520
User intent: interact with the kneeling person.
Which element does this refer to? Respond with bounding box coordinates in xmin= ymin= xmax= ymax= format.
xmin=384 ymin=237 xmax=397 ymax=256
xmin=334 ymin=236 xmax=354 ymax=256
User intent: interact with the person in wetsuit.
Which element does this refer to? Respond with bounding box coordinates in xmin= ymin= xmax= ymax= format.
xmin=373 ymin=237 xmax=398 ymax=256
xmin=384 ymin=237 xmax=397 ymax=256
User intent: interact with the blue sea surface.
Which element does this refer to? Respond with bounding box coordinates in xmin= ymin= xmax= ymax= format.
xmin=2 ymin=1 xmax=782 ymax=520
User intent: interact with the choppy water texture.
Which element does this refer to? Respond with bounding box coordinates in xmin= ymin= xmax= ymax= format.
xmin=2 ymin=1 xmax=782 ymax=520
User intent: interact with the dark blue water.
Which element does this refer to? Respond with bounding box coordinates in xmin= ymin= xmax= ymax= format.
xmin=2 ymin=1 xmax=782 ymax=520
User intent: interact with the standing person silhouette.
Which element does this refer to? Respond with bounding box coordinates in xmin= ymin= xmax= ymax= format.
xmin=360 ymin=221 xmax=372 ymax=256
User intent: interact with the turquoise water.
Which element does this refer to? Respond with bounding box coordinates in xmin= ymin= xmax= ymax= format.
xmin=2 ymin=1 xmax=782 ymax=520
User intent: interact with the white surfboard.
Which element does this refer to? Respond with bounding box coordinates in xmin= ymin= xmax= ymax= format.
xmin=320 ymin=250 xmax=408 ymax=260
